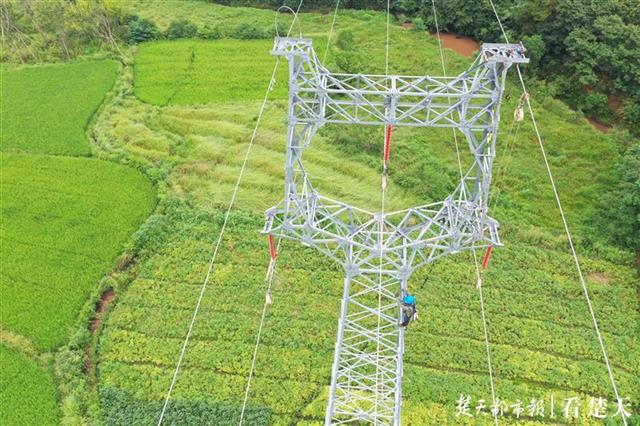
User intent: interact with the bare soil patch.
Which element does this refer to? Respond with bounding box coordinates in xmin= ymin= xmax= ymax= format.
xmin=608 ymin=95 xmax=622 ymax=112
xmin=587 ymin=272 xmax=612 ymax=285
xmin=587 ymin=117 xmax=612 ymax=133
xmin=431 ymin=32 xmax=480 ymax=57
xmin=89 ymin=288 xmax=115 ymax=333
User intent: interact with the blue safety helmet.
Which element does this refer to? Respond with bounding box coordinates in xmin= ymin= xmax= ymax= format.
xmin=403 ymin=294 xmax=416 ymax=305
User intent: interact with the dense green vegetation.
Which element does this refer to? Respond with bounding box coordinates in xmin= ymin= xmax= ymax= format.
xmin=206 ymin=0 xmax=640 ymax=133
xmin=1 ymin=1 xmax=637 ymax=424
xmin=0 ymin=344 xmax=59 ymax=425
xmin=3 ymin=0 xmax=638 ymax=133
xmin=599 ymin=142 xmax=640 ymax=251
xmin=408 ymin=0 xmax=640 ymax=133
xmin=91 ymin=10 xmax=638 ymax=422
xmin=1 ymin=60 xmax=118 ymax=156
xmin=0 ymin=0 xmax=125 ymax=63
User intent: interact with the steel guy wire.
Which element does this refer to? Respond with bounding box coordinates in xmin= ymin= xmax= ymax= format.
xmin=157 ymin=2 xmax=304 ymax=423
xmin=431 ymin=3 xmax=499 ymax=424
xmin=487 ymin=1 xmax=627 ymax=423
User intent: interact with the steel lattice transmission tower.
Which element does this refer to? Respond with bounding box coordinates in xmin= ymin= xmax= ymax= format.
xmin=264 ymin=37 xmax=528 ymax=425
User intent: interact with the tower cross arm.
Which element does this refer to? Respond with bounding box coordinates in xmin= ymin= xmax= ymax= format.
xmin=481 ymin=43 xmax=529 ymax=64
xmin=271 ymin=37 xmax=315 ymax=57
xmin=271 ymin=37 xmax=528 ymax=128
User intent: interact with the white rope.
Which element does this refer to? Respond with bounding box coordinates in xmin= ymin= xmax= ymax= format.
xmin=487 ymin=1 xmax=627 ymax=422
xmin=375 ymin=0 xmax=392 ymax=419
xmin=431 ymin=0 xmax=464 ymax=182
xmin=431 ymin=3 xmax=498 ymax=423
xmin=487 ymin=0 xmax=509 ymax=44
xmin=238 ymin=238 xmax=282 ymax=425
xmin=516 ymin=66 xmax=627 ymax=422
xmin=157 ymin=63 xmax=279 ymax=426
xmin=322 ymin=0 xmax=341 ymax=63
xmin=235 ymin=3 xmax=309 ymax=424
xmin=385 ymin=0 xmax=391 ymax=74
xmin=472 ymin=251 xmax=499 ymax=426
xmin=157 ymin=3 xmax=304 ymax=423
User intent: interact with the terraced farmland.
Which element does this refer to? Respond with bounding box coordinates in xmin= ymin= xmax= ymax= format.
xmin=0 ymin=60 xmax=156 ymax=425
xmin=93 ymin=16 xmax=638 ymax=423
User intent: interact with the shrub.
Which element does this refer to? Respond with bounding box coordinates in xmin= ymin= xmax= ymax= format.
xmin=334 ymin=51 xmax=367 ymax=74
xmin=126 ymin=16 xmax=159 ymax=43
xmin=412 ymin=17 xmax=426 ymax=31
xmin=198 ymin=24 xmax=221 ymax=40
xmin=165 ymin=19 xmax=198 ymax=40
xmin=335 ymin=30 xmax=355 ymax=51
xmin=601 ymin=142 xmax=640 ymax=252
xmin=232 ymin=23 xmax=267 ymax=39
xmin=129 ymin=214 xmax=171 ymax=256
xmin=621 ymin=100 xmax=640 ymax=137
xmin=522 ymin=34 xmax=545 ymax=70
xmin=266 ymin=22 xmax=289 ymax=38
xmin=578 ymin=92 xmax=613 ymax=123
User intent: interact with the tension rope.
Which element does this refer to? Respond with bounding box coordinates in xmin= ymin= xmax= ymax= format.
xmin=156 ymin=2 xmax=304 ymax=424
xmin=238 ymin=235 xmax=282 ymax=425
xmin=487 ymin=2 xmax=627 ymax=424
xmin=430 ymin=2 xmax=499 ymax=424
xmin=238 ymin=2 xmax=341 ymax=424
xmin=374 ymin=0 xmax=393 ymax=417
xmin=323 ymin=0 xmax=341 ymax=63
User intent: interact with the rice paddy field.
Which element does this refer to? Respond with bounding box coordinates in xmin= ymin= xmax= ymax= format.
xmin=1 ymin=61 xmax=118 ymax=156
xmin=0 ymin=345 xmax=59 ymax=425
xmin=0 ymin=154 xmax=155 ymax=349
xmin=1 ymin=1 xmax=638 ymax=425
xmin=0 ymin=60 xmax=156 ymax=424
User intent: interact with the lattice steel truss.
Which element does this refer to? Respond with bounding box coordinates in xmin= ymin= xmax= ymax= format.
xmin=263 ymin=37 xmax=527 ymax=425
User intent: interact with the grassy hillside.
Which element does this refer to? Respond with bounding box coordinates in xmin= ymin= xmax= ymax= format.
xmin=1 ymin=61 xmax=118 ymax=156
xmin=92 ymin=6 xmax=639 ymax=422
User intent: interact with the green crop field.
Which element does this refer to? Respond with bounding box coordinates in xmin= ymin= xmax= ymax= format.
xmin=0 ymin=59 xmax=156 ymax=426
xmin=0 ymin=153 xmax=155 ymax=349
xmin=1 ymin=61 xmax=118 ymax=156
xmin=135 ymin=40 xmax=288 ymax=105
xmin=91 ymin=4 xmax=639 ymax=423
xmin=0 ymin=344 xmax=59 ymax=425
xmin=132 ymin=3 xmax=467 ymax=107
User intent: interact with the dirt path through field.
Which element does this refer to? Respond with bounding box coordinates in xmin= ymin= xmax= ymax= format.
xmin=89 ymin=288 xmax=115 ymax=333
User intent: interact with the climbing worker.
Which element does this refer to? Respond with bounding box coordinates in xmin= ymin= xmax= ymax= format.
xmin=400 ymin=293 xmax=417 ymax=327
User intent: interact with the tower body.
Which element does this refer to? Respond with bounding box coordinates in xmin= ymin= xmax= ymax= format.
xmin=264 ymin=38 xmax=528 ymax=425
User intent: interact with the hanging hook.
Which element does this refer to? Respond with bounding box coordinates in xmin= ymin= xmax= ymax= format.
xmin=513 ymin=91 xmax=529 ymax=122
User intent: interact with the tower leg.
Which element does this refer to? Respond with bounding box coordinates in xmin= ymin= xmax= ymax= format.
xmin=325 ymin=270 xmax=404 ymax=425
